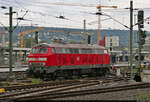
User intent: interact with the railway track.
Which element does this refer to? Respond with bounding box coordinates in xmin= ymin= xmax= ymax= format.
xmin=0 ymin=75 xmax=118 ymax=91
xmin=15 ymin=82 xmax=150 ymax=100
xmin=0 ymin=73 xmax=131 ymax=100
xmin=0 ymin=80 xmax=83 ymax=92
xmin=0 ymin=80 xmax=100 ymax=100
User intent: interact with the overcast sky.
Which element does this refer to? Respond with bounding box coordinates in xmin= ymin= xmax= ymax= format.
xmin=0 ymin=0 xmax=150 ymax=31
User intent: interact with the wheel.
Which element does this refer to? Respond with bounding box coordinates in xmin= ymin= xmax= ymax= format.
xmin=26 ymin=69 xmax=32 ymax=77
xmin=77 ymin=70 xmax=83 ymax=79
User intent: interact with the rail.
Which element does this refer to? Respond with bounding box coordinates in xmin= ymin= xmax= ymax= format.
xmin=20 ymin=82 xmax=150 ymax=100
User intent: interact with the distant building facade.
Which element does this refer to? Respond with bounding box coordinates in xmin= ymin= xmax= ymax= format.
xmin=105 ymin=36 xmax=119 ymax=51
xmin=144 ymin=36 xmax=150 ymax=51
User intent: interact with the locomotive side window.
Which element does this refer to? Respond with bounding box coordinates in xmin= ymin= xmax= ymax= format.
xmin=39 ymin=48 xmax=48 ymax=53
xmin=69 ymin=48 xmax=79 ymax=54
xmin=69 ymin=49 xmax=74 ymax=53
xmin=78 ymin=49 xmax=81 ymax=54
xmin=65 ymin=49 xmax=70 ymax=53
xmin=74 ymin=49 xmax=79 ymax=54
xmin=95 ymin=49 xmax=103 ymax=54
xmin=84 ymin=49 xmax=88 ymax=54
xmin=88 ymin=49 xmax=92 ymax=54
xmin=55 ymin=47 xmax=105 ymax=54
xmin=56 ymin=48 xmax=62 ymax=53
xmin=101 ymin=50 xmax=104 ymax=54
xmin=95 ymin=50 xmax=98 ymax=54
xmin=97 ymin=50 xmax=102 ymax=54
xmin=81 ymin=49 xmax=85 ymax=54
xmin=56 ymin=48 xmax=79 ymax=54
xmin=31 ymin=48 xmax=38 ymax=54
xmin=80 ymin=49 xmax=92 ymax=54
xmin=92 ymin=49 xmax=96 ymax=54
xmin=56 ymin=48 xmax=65 ymax=53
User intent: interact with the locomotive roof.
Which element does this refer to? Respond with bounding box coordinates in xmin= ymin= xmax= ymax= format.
xmin=34 ymin=43 xmax=106 ymax=49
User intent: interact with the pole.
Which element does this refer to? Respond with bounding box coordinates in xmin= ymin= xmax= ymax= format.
xmin=98 ymin=12 xmax=101 ymax=44
xmin=2 ymin=28 xmax=6 ymax=48
xmin=138 ymin=28 xmax=142 ymax=74
xmin=83 ymin=19 xmax=87 ymax=44
xmin=35 ymin=31 xmax=38 ymax=44
xmin=137 ymin=10 xmax=144 ymax=75
xmin=8 ymin=7 xmax=13 ymax=81
xmin=129 ymin=0 xmax=134 ymax=81
xmin=97 ymin=5 xmax=101 ymax=45
xmin=20 ymin=32 xmax=24 ymax=57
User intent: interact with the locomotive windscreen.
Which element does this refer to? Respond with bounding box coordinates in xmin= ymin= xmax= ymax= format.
xmin=31 ymin=48 xmax=39 ymax=54
xmin=39 ymin=48 xmax=48 ymax=53
xmin=31 ymin=47 xmax=48 ymax=54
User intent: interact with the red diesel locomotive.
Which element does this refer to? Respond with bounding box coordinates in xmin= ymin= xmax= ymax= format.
xmin=27 ymin=43 xmax=111 ymax=80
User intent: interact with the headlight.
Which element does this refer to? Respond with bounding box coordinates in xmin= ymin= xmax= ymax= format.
xmin=38 ymin=58 xmax=47 ymax=61
xmin=28 ymin=58 xmax=36 ymax=61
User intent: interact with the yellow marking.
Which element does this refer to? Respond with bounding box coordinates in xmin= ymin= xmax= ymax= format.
xmin=0 ymin=88 xmax=5 ymax=93
xmin=141 ymin=65 xmax=145 ymax=68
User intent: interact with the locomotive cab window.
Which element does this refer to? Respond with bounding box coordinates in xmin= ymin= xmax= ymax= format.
xmin=31 ymin=48 xmax=39 ymax=54
xmin=39 ymin=48 xmax=48 ymax=53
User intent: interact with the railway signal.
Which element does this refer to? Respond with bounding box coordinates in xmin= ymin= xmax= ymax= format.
xmin=35 ymin=31 xmax=39 ymax=44
xmin=139 ymin=30 xmax=146 ymax=46
xmin=87 ymin=35 xmax=91 ymax=44
xmin=135 ymin=55 xmax=144 ymax=61
xmin=138 ymin=10 xmax=144 ymax=28
xmin=137 ymin=9 xmax=145 ymax=75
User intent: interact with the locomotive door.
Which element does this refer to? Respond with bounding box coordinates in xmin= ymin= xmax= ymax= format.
xmin=56 ymin=48 xmax=66 ymax=65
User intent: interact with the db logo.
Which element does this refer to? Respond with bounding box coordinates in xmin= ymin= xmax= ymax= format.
xmin=77 ymin=57 xmax=80 ymax=61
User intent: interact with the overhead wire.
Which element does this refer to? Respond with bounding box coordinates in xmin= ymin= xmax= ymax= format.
xmin=2 ymin=0 xmax=70 ymax=12
xmin=3 ymin=0 xmax=150 ymax=13
xmin=2 ymin=0 xmax=82 ymax=25
xmin=13 ymin=10 xmax=29 ymax=30
xmin=1 ymin=0 xmax=150 ymax=30
xmin=0 ymin=1 xmax=119 ymax=21
xmin=14 ymin=0 xmax=29 ymax=11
